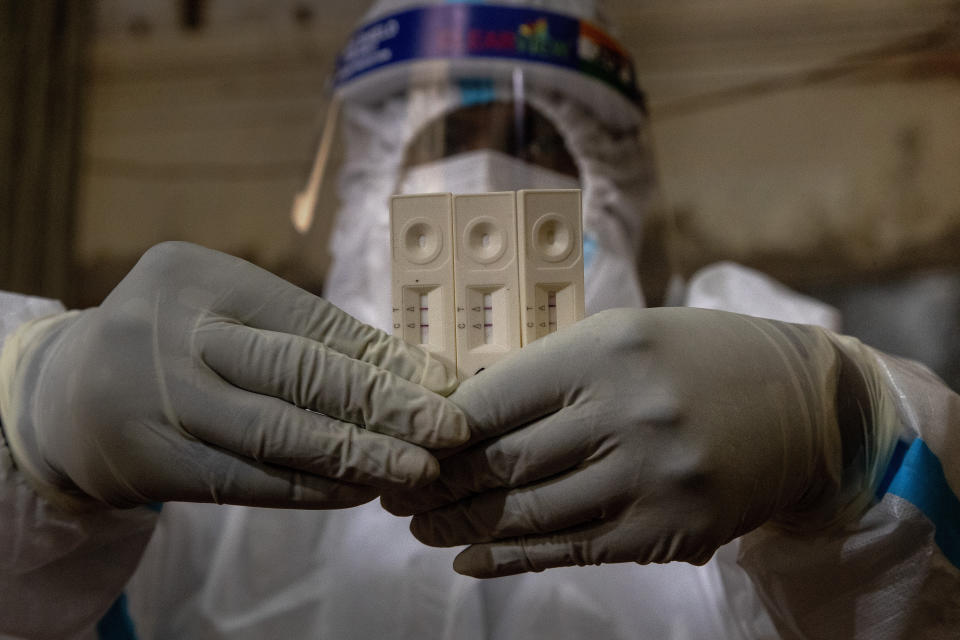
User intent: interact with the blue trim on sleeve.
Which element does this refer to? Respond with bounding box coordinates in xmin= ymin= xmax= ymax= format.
xmin=875 ymin=438 xmax=910 ymax=498
xmin=885 ymin=439 xmax=960 ymax=568
xmin=96 ymin=592 xmax=139 ymax=640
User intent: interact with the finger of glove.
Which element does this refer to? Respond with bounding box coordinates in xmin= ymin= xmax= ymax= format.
xmin=382 ymin=407 xmax=594 ymax=516
xmin=179 ymin=379 xmax=440 ymax=488
xmin=208 ymin=255 xmax=458 ymax=394
xmin=447 ymin=342 xmax=574 ymax=446
xmin=199 ymin=324 xmax=468 ymax=448
xmin=451 ymin=521 xmax=620 ymax=578
xmin=408 ymin=464 xmax=607 ymax=547
xmin=154 ymin=442 xmax=380 ymax=508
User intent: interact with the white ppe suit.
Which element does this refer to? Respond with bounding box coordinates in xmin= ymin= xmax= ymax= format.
xmin=2 ymin=1 xmax=960 ymax=638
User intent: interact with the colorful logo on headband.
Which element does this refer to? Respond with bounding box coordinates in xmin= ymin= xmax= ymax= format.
xmin=516 ymin=17 xmax=570 ymax=58
xmin=518 ymin=17 xmax=547 ymax=39
xmin=443 ymin=15 xmax=570 ymax=61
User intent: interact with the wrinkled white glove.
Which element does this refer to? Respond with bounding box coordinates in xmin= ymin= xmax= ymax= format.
xmin=0 ymin=242 xmax=467 ymax=510
xmin=382 ymin=307 xmax=899 ymax=578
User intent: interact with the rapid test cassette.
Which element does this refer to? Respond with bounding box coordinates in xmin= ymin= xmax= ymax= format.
xmin=516 ymin=189 xmax=585 ymax=345
xmin=390 ymin=189 xmax=584 ymax=378
xmin=390 ymin=193 xmax=457 ymax=367
xmin=452 ymin=191 xmax=523 ymax=376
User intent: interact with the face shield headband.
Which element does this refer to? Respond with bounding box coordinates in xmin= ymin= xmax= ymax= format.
xmin=334 ymin=3 xmax=645 ymax=126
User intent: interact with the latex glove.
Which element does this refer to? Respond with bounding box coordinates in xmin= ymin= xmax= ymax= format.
xmin=382 ymin=307 xmax=898 ymax=578
xmin=0 ymin=242 xmax=467 ymax=511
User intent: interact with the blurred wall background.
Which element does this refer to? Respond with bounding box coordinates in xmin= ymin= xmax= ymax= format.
xmin=1 ymin=1 xmax=88 ymax=300
xmin=73 ymin=0 xmax=352 ymax=304
xmin=2 ymin=0 xmax=959 ymax=386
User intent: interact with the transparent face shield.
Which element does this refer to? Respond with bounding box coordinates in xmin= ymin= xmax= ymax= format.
xmin=289 ymin=3 xmax=663 ymax=329
xmin=397 ymin=99 xmax=581 ymax=193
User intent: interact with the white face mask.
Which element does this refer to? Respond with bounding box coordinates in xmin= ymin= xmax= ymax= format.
xmin=399 ymin=149 xmax=581 ymax=195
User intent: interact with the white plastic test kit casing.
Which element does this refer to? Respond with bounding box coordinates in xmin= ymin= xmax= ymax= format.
xmin=516 ymin=189 xmax=585 ymax=345
xmin=452 ymin=192 xmax=523 ymax=377
xmin=391 ymin=189 xmax=584 ymax=377
xmin=389 ymin=193 xmax=457 ymax=367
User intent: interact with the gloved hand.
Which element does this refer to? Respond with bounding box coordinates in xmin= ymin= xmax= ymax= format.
xmin=382 ymin=307 xmax=898 ymax=578
xmin=0 ymin=242 xmax=467 ymax=510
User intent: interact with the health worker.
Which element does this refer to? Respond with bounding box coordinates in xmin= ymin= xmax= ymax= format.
xmin=1 ymin=1 xmax=958 ymax=639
